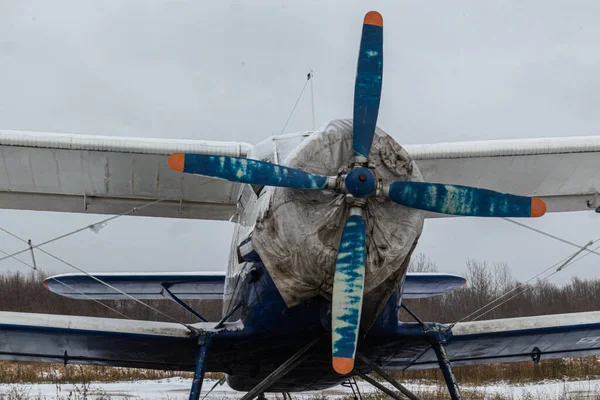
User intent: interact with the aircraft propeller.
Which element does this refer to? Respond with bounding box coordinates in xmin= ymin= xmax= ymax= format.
xmin=168 ymin=11 xmax=546 ymax=376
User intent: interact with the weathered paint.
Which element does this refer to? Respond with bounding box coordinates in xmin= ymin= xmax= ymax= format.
xmin=188 ymin=336 xmax=211 ymax=400
xmin=331 ymin=213 xmax=367 ymax=374
xmin=44 ymin=271 xmax=466 ymax=301
xmin=389 ymin=181 xmax=535 ymax=218
xmin=427 ymin=326 xmax=463 ymax=400
xmin=352 ymin=15 xmax=383 ymax=159
xmin=345 ymin=167 xmax=376 ymax=198
xmin=174 ymin=154 xmax=329 ymax=190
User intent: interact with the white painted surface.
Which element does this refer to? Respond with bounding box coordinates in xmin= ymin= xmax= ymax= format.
xmin=0 ymin=130 xmax=251 ymax=156
xmin=3 ymin=128 xmax=600 ymax=220
xmin=0 ymin=311 xmax=243 ymax=337
xmin=452 ymin=310 xmax=600 ymax=335
xmin=0 ymin=130 xmax=254 ymax=220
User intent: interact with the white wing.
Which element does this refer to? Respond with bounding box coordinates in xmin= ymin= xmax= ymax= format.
xmin=406 ymin=136 xmax=600 ymax=217
xmin=0 ymin=130 xmax=252 ymax=220
xmin=3 ymin=130 xmax=600 ymax=219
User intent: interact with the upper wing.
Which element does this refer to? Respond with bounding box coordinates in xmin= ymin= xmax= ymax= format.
xmin=4 ymin=130 xmax=600 ymax=219
xmin=0 ymin=130 xmax=252 ymax=220
xmin=0 ymin=311 xmax=243 ymax=371
xmin=406 ymin=136 xmax=600 ymax=216
xmin=381 ymin=311 xmax=600 ymax=371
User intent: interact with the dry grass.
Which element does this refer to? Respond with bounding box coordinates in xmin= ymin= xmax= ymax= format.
xmin=393 ymin=357 xmax=600 ymax=385
xmin=2 ymin=357 xmax=599 ymax=386
xmin=0 ymin=361 xmax=226 ymax=384
xmin=336 ymin=387 xmax=600 ymax=400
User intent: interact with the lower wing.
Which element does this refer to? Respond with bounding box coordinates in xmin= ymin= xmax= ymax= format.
xmin=0 ymin=311 xmax=243 ymax=371
xmin=381 ymin=311 xmax=600 ymax=370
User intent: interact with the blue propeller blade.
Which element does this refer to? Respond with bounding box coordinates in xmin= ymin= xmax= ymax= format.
xmin=388 ymin=181 xmax=546 ymax=218
xmin=331 ymin=210 xmax=367 ymax=375
xmin=169 ymin=154 xmax=330 ymax=190
xmin=353 ymin=11 xmax=383 ymax=159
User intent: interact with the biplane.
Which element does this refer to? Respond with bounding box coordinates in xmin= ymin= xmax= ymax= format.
xmin=2 ymin=10 xmax=600 ymax=400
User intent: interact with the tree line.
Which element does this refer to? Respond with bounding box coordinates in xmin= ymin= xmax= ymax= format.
xmin=404 ymin=253 xmax=600 ymax=323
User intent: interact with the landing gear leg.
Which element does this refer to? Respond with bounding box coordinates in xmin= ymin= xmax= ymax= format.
xmin=426 ymin=326 xmax=462 ymax=400
xmin=401 ymin=303 xmax=462 ymax=400
xmin=188 ymin=335 xmax=211 ymax=400
xmin=239 ymin=338 xmax=320 ymax=400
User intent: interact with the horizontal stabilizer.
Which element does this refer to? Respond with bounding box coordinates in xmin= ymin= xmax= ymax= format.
xmin=44 ymin=272 xmax=225 ymax=300
xmin=402 ymin=273 xmax=466 ymax=299
xmin=45 ymin=271 xmax=465 ymax=301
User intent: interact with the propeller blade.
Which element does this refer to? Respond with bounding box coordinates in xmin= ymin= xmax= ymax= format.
xmin=331 ymin=209 xmax=367 ymax=375
xmin=353 ymin=11 xmax=384 ymax=159
xmin=388 ymin=181 xmax=546 ymax=218
xmin=168 ymin=154 xmax=331 ymax=190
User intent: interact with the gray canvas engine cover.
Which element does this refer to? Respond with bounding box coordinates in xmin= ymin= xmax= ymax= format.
xmin=252 ymin=119 xmax=424 ymax=323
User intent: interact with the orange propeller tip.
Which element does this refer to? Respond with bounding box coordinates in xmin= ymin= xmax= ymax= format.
xmin=530 ymin=198 xmax=546 ymax=217
xmin=333 ymin=357 xmax=354 ymax=375
xmin=168 ymin=153 xmax=185 ymax=172
xmin=364 ymin=11 xmax=383 ymax=27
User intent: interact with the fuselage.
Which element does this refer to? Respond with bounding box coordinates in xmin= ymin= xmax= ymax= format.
xmin=216 ymin=122 xmax=418 ymax=391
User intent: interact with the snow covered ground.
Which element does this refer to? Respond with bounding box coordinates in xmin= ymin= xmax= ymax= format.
xmin=2 ymin=377 xmax=600 ymax=399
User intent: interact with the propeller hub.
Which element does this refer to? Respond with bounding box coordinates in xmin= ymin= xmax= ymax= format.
xmin=345 ymin=167 xmax=376 ymax=198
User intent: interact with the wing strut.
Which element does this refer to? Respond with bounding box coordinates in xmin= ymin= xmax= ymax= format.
xmin=161 ymin=283 xmax=208 ymax=322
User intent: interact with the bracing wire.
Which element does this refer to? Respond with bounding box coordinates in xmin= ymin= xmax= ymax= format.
xmin=456 ymin=234 xmax=600 ymax=324
xmin=0 ymin=213 xmax=194 ymax=329
xmin=503 ymin=218 xmax=600 ymax=257
xmin=467 ymin=240 xmax=600 ymax=322
xmin=457 ymin=251 xmax=573 ymax=323
xmin=0 ymin=198 xmax=164 ymax=264
xmin=279 ymin=71 xmax=313 ymax=135
xmin=453 ymin=217 xmax=600 ymax=324
xmin=0 ymin=247 xmax=131 ymax=319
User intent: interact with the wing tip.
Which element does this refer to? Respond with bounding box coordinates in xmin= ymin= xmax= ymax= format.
xmin=530 ymin=198 xmax=547 ymax=217
xmin=364 ymin=11 xmax=383 ymax=27
xmin=333 ymin=356 xmax=354 ymax=375
xmin=168 ymin=154 xmax=185 ymax=172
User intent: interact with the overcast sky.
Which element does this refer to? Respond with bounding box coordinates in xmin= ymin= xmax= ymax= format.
xmin=1 ymin=1 xmax=600 ymax=287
